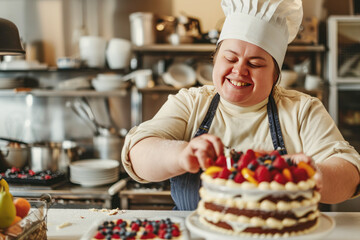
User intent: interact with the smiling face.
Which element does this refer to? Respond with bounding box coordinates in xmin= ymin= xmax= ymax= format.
xmin=212 ymin=39 xmax=279 ymax=107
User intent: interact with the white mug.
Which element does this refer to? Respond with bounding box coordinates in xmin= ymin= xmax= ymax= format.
xmin=79 ymin=36 xmax=107 ymax=68
xmin=106 ymin=38 xmax=132 ymax=69
xmin=304 ymin=74 xmax=322 ymax=91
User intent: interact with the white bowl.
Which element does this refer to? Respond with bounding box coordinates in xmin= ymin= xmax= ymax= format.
xmin=196 ymin=63 xmax=213 ymax=85
xmin=279 ymin=70 xmax=298 ymax=88
xmin=91 ymin=78 xmax=129 ymax=91
xmin=162 ymin=63 xmax=196 ymax=88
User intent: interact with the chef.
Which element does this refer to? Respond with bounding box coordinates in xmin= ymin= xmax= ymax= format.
xmin=121 ymin=0 xmax=360 ymax=210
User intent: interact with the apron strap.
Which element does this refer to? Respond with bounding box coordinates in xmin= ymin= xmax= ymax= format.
xmin=194 ymin=93 xmax=221 ymax=137
xmin=267 ymin=94 xmax=287 ymax=155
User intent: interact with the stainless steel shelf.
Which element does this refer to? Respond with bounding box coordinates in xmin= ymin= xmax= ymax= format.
xmin=132 ymin=44 xmax=326 ymax=53
xmin=0 ymin=88 xmax=129 ymax=97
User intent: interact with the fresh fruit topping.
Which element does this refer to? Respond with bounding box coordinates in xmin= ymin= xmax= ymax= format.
xmin=94 ymin=232 xmax=105 ymax=239
xmin=292 ymin=168 xmax=309 ymax=183
xmin=204 ymin=166 xmax=222 ymax=176
xmin=241 ymin=168 xmax=258 ymax=185
xmin=13 ymin=197 xmax=31 ymax=218
xmin=264 ymin=159 xmax=272 ymax=165
xmin=270 ymin=150 xmax=281 ymax=157
xmin=255 ymin=165 xmax=272 ymax=182
xmin=218 ymin=168 xmax=232 ymax=179
xmin=215 ymin=155 xmax=227 ymax=167
xmin=237 ymin=151 xmax=255 ymax=170
xmin=234 ymin=172 xmax=246 ymax=183
xmin=274 ymin=173 xmax=288 ymax=184
xmin=297 ymin=161 xmax=315 ymax=177
xmin=282 ymin=168 xmax=293 ymax=182
xmin=131 ymin=222 xmax=140 ymax=231
xmin=272 ymin=157 xmax=289 ymax=170
xmin=247 ymin=160 xmax=258 ymax=171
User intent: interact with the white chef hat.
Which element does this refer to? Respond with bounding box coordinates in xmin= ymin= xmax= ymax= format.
xmin=218 ymin=0 xmax=303 ymax=68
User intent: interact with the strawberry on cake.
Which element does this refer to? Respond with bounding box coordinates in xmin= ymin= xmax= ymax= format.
xmin=197 ymin=149 xmax=320 ymax=238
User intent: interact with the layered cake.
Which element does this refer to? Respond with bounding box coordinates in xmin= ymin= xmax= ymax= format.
xmin=197 ymin=149 xmax=320 ymax=238
xmin=92 ymin=218 xmax=183 ymax=240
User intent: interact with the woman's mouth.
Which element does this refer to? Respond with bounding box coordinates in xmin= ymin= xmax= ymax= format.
xmin=227 ymin=78 xmax=251 ymax=87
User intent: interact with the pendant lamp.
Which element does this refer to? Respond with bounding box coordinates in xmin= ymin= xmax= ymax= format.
xmin=0 ymin=18 xmax=25 ymax=56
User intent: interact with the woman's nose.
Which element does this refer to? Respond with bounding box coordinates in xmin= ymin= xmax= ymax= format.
xmin=232 ymin=61 xmax=248 ymax=76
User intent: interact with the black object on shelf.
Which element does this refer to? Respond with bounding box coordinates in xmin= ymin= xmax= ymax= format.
xmin=0 ymin=167 xmax=67 ymax=186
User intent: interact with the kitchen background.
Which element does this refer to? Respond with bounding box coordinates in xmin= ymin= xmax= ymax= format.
xmin=0 ymin=0 xmax=359 ymax=211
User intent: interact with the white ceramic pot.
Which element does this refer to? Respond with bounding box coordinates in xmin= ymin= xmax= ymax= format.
xmin=106 ymin=38 xmax=132 ymax=69
xmin=79 ymin=36 xmax=107 ymax=68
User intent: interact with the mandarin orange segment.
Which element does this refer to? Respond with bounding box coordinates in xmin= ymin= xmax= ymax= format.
xmin=297 ymin=161 xmax=316 ymax=177
xmin=205 ymin=166 xmax=223 ymax=176
xmin=282 ymin=168 xmax=293 ymax=182
xmin=241 ymin=168 xmax=258 ymax=185
xmin=13 ymin=198 xmax=31 ymax=219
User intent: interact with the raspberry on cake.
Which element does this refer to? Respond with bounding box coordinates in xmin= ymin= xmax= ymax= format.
xmin=92 ymin=218 xmax=183 ymax=240
xmin=197 ymin=149 xmax=320 ymax=238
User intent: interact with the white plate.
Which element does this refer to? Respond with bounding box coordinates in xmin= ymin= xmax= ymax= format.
xmin=70 ymin=175 xmax=119 ymax=187
xmin=70 ymin=159 xmax=119 ymax=170
xmin=185 ymin=212 xmax=335 ymax=240
xmin=80 ymin=216 xmax=190 ymax=240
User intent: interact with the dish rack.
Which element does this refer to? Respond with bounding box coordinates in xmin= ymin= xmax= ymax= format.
xmin=0 ymin=194 xmax=51 ymax=240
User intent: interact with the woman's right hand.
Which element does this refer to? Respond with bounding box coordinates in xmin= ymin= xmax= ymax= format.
xmin=178 ymin=134 xmax=224 ymax=173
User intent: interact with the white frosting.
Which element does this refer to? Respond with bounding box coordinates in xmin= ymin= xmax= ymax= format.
xmin=197 ymin=201 xmax=320 ymax=230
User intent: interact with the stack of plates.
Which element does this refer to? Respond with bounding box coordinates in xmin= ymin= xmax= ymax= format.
xmin=70 ymin=159 xmax=119 ymax=187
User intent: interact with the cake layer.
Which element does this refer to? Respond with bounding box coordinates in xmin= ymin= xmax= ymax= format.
xmin=199 ymin=187 xmax=321 ymax=212
xmin=197 ymin=201 xmax=319 ymax=229
xmin=200 ymin=215 xmax=319 ymax=237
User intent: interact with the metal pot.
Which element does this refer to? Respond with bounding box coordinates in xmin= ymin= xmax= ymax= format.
xmin=0 ymin=144 xmax=29 ymax=169
xmin=93 ymin=135 xmax=124 ymax=172
xmin=30 ymin=141 xmax=84 ymax=174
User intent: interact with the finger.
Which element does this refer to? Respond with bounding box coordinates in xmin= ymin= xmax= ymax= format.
xmin=198 ymin=134 xmax=224 ymax=157
xmin=194 ymin=150 xmax=210 ymax=171
xmin=313 ymin=172 xmax=323 ymax=191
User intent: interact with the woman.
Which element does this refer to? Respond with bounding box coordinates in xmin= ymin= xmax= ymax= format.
xmin=121 ymin=0 xmax=360 ymax=210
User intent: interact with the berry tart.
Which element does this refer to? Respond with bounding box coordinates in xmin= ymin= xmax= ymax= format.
xmin=197 ymin=149 xmax=320 ymax=238
xmin=91 ymin=218 xmax=184 ymax=240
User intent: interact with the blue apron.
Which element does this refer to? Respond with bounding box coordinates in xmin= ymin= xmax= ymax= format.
xmin=170 ymin=92 xmax=287 ymax=210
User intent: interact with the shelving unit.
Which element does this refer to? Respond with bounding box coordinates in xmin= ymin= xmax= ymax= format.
xmin=131 ymin=43 xmax=326 ymax=125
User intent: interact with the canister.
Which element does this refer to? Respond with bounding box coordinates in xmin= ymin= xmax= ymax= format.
xmin=129 ymin=12 xmax=155 ymax=46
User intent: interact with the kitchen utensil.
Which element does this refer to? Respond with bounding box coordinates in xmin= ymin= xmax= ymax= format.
xmin=79 ymin=36 xmax=107 ymax=68
xmin=304 ymin=74 xmax=322 ymax=91
xmin=162 ymin=63 xmax=196 ymax=88
xmin=279 ymin=70 xmax=298 ymax=88
xmin=0 ymin=137 xmax=29 ymax=146
xmin=57 ymin=77 xmax=91 ymax=90
xmin=129 ymin=12 xmax=155 ymax=46
xmin=30 ymin=141 xmax=84 ymax=174
xmin=66 ymin=100 xmax=99 ymax=135
xmin=196 ymin=63 xmax=213 ymax=85
xmin=93 ymin=134 xmax=124 ymax=171
xmin=123 ymin=69 xmax=153 ymax=88
xmin=106 ymin=38 xmax=132 ymax=69
xmin=75 ymin=98 xmax=116 ymax=136
xmin=56 ymin=57 xmax=81 ymax=69
xmin=0 ymin=144 xmax=29 ymax=169
xmin=108 ymin=177 xmax=129 ymax=195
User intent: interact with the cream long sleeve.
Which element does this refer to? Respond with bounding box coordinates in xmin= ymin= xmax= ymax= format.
xmin=121 ymin=85 xmax=360 ymax=187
